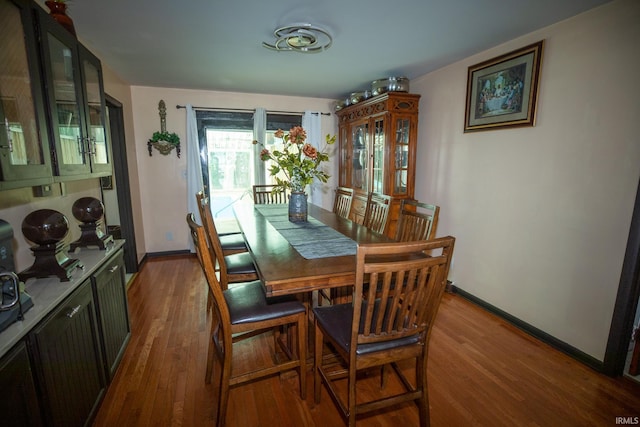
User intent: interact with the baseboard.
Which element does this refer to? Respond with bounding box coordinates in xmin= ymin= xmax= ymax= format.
xmin=145 ymin=250 xmax=192 ymax=258
xmin=450 ymin=285 xmax=606 ymax=374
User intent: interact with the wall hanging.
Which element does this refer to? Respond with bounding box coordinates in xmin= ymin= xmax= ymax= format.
xmin=464 ymin=40 xmax=544 ymax=132
xmin=148 ymin=100 xmax=181 ymax=157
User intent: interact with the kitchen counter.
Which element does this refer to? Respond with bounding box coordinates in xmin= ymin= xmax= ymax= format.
xmin=0 ymin=240 xmax=125 ymax=358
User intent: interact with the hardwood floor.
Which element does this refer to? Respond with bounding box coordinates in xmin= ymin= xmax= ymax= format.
xmin=93 ymin=255 xmax=640 ymax=427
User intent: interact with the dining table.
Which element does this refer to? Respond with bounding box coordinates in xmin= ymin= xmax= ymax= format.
xmin=233 ymin=201 xmax=393 ymax=297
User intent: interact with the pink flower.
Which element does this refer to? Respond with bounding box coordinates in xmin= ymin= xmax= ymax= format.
xmin=274 ymin=129 xmax=285 ymax=139
xmin=260 ymin=148 xmax=271 ymax=160
xmin=302 ymin=143 xmax=318 ymax=159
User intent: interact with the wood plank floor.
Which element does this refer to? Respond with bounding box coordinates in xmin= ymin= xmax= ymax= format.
xmin=93 ymin=255 xmax=640 ymax=427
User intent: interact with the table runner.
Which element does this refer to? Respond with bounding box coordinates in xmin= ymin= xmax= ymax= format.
xmin=254 ymin=205 xmax=357 ymax=259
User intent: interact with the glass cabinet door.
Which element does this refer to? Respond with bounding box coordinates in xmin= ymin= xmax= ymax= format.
xmin=371 ymin=118 xmax=385 ymax=194
xmin=0 ymin=0 xmax=52 ymax=184
xmin=41 ymin=16 xmax=90 ymax=176
xmin=393 ymin=117 xmax=411 ymax=195
xmin=350 ymin=122 xmax=368 ymax=191
xmin=80 ymin=45 xmax=110 ymax=174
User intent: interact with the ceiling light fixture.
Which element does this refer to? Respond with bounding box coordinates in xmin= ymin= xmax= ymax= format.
xmin=263 ymin=23 xmax=332 ymax=53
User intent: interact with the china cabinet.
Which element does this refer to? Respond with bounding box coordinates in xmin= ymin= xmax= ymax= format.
xmin=336 ymin=92 xmax=420 ymax=237
xmin=0 ymin=0 xmax=53 ymax=190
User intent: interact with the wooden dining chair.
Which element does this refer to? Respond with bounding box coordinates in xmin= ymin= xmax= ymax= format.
xmin=252 ymin=184 xmax=289 ymax=204
xmin=187 ymin=214 xmax=307 ymax=427
xmin=196 ymin=191 xmax=247 ymax=256
xmin=196 ymin=192 xmax=257 ymax=289
xmin=333 ymin=186 xmax=354 ymax=219
xmin=395 ymin=199 xmax=440 ymax=242
xmin=313 ymin=237 xmax=455 ymax=427
xmin=362 ymin=192 xmax=392 ymax=234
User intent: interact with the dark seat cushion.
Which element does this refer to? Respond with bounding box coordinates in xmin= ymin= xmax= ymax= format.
xmin=219 ymin=233 xmax=248 ymax=251
xmin=313 ymin=303 xmax=419 ymax=355
xmin=224 ymin=252 xmax=257 ymax=275
xmin=224 ymin=280 xmax=305 ymax=325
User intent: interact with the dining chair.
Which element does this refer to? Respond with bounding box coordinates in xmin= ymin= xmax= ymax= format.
xmin=362 ymin=192 xmax=392 ymax=234
xmin=196 ymin=191 xmax=247 ymax=256
xmin=252 ymin=184 xmax=289 ymax=204
xmin=196 ymin=192 xmax=258 ymax=289
xmin=187 ymin=214 xmax=307 ymax=427
xmin=333 ymin=186 xmax=354 ymax=219
xmin=395 ymin=199 xmax=440 ymax=242
xmin=313 ymin=237 xmax=455 ymax=427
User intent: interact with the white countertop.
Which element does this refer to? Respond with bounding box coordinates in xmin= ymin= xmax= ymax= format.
xmin=0 ymin=240 xmax=125 ymax=359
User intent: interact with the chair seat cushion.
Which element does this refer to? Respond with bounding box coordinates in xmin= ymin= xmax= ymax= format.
xmin=224 ymin=252 xmax=257 ymax=275
xmin=224 ymin=280 xmax=305 ymax=325
xmin=313 ymin=303 xmax=419 ymax=355
xmin=220 ymin=233 xmax=248 ymax=251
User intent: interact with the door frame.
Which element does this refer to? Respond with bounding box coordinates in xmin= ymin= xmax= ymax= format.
xmin=104 ymin=94 xmax=138 ymax=274
xmin=604 ymin=176 xmax=640 ymax=375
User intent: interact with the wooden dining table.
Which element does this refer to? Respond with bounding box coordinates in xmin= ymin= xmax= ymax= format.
xmin=233 ymin=201 xmax=392 ymax=297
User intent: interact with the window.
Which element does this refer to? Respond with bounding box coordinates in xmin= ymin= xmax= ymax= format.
xmin=196 ymin=110 xmax=301 ymax=218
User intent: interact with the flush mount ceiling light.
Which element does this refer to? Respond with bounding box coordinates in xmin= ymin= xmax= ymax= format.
xmin=262 ymin=23 xmax=332 ymax=53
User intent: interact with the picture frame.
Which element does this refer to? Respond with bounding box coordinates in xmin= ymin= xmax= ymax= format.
xmin=464 ymin=40 xmax=544 ymax=132
xmin=100 ymin=175 xmax=113 ymax=190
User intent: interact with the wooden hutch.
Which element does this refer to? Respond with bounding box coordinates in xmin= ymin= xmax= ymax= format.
xmin=336 ymin=92 xmax=420 ymax=238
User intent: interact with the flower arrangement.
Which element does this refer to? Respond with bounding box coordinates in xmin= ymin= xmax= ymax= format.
xmin=149 ymin=131 xmax=180 ymax=146
xmin=256 ymin=126 xmax=336 ymax=193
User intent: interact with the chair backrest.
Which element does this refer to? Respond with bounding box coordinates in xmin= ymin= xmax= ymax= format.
xmin=362 ymin=192 xmax=392 ymax=234
xmin=253 ymin=185 xmax=289 ymax=204
xmin=195 ymin=190 xmax=231 ymax=289
xmin=186 ymin=213 xmax=233 ymax=344
xmin=395 ymin=199 xmax=440 ymax=242
xmin=333 ymin=187 xmax=354 ymax=219
xmin=352 ymin=237 xmax=455 ymax=353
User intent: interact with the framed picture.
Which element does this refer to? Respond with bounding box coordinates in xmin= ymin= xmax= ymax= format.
xmin=464 ymin=40 xmax=544 ymax=132
xmin=100 ymin=175 xmax=113 ymax=190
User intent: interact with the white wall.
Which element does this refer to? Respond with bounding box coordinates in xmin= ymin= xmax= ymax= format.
xmin=129 ymin=87 xmax=337 ymax=253
xmin=412 ymin=0 xmax=640 ymax=360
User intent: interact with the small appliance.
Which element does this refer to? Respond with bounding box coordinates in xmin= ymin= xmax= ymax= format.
xmin=0 ymin=219 xmax=33 ymax=332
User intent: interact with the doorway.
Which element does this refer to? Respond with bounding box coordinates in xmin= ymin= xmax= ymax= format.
xmin=604 ymin=176 xmax=640 ymax=378
xmin=103 ymin=94 xmax=138 ymax=274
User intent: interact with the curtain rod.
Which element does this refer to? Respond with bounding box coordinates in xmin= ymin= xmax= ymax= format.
xmin=175 ymin=104 xmax=330 ymax=116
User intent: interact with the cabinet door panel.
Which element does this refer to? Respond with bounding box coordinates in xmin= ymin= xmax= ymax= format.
xmin=80 ymin=45 xmax=111 ymax=175
xmin=0 ymin=0 xmax=52 ymax=185
xmin=350 ymin=122 xmax=368 ymax=191
xmin=92 ymin=250 xmax=130 ymax=379
xmin=0 ymin=341 xmax=44 ymax=427
xmin=31 ymin=280 xmax=105 ymax=427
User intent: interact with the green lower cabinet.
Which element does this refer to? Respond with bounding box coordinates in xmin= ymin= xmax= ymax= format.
xmin=92 ymin=249 xmax=131 ymax=380
xmin=0 ymin=341 xmax=44 ymax=427
xmin=30 ymin=279 xmax=106 ymax=427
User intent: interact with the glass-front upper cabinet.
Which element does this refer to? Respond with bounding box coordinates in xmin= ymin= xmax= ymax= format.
xmin=38 ymin=8 xmax=111 ymax=178
xmin=337 ymin=92 xmax=420 ymax=198
xmin=0 ymin=0 xmax=53 ymax=188
xmin=79 ymin=45 xmax=110 ymax=175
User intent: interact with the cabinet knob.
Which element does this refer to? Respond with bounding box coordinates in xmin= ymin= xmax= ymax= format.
xmin=109 ymin=265 xmax=119 ymax=273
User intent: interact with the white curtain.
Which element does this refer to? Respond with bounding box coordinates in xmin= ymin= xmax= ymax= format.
xmin=302 ymin=111 xmax=323 ymax=205
xmin=186 ymin=104 xmax=204 ymax=252
xmin=253 ymin=108 xmax=266 ymax=185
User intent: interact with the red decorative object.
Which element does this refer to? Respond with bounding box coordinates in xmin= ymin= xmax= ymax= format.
xmin=45 ymin=1 xmax=76 ymax=37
